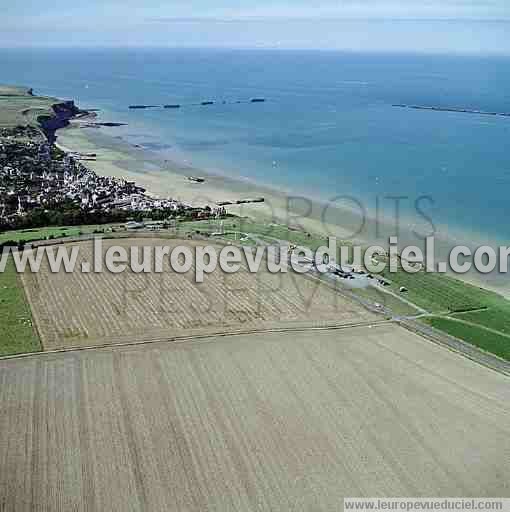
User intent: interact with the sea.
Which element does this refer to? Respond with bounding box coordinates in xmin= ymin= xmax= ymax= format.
xmin=1 ymin=47 xmax=510 ymax=248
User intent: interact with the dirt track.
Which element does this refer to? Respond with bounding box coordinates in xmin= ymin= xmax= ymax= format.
xmin=1 ymin=324 xmax=509 ymax=511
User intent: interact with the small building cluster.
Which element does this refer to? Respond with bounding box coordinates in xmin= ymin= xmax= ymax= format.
xmin=0 ymin=138 xmax=223 ymax=225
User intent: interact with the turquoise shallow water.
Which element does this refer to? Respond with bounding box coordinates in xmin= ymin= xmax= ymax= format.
xmin=1 ymin=47 xmax=510 ymax=245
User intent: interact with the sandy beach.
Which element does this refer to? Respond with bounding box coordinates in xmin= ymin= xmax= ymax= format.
xmin=57 ymin=122 xmax=373 ymax=240
xmin=57 ymin=120 xmax=510 ymax=297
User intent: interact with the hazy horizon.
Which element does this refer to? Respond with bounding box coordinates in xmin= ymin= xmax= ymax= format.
xmin=2 ymin=1 xmax=510 ymax=55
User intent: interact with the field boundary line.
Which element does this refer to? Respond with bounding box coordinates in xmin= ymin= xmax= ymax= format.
xmin=3 ymin=312 xmax=510 ymax=379
xmin=0 ymin=319 xmax=392 ymax=361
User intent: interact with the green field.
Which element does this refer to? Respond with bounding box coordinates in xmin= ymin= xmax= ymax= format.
xmin=0 ymin=85 xmax=57 ymax=130
xmin=0 ymin=224 xmax=122 ymax=244
xmin=380 ymin=267 xmax=510 ymax=360
xmin=0 ymin=226 xmax=81 ymax=243
xmin=450 ymin=304 xmax=510 ymax=335
xmin=0 ymin=257 xmax=41 ymax=356
xmin=379 ymin=267 xmax=495 ymax=314
xmin=423 ymin=317 xmax=510 ymax=361
xmin=178 ymin=218 xmax=332 ymax=250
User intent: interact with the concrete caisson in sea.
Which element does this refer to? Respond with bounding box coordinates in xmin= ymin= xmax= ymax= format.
xmin=128 ymin=105 xmax=159 ymax=109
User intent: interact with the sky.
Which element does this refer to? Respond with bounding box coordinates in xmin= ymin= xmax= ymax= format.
xmin=2 ymin=0 xmax=510 ymax=54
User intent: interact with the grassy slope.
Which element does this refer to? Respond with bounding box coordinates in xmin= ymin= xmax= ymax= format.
xmin=0 ymin=85 xmax=57 ymax=130
xmin=179 ymin=217 xmax=331 ymax=249
xmin=424 ymin=317 xmax=510 ymax=361
xmin=450 ymin=300 xmax=510 ymax=334
xmin=0 ymin=224 xmax=122 ymax=244
xmin=0 ymin=257 xmax=41 ymax=356
xmin=378 ymin=270 xmax=510 ymax=360
xmin=0 ymin=226 xmax=81 ymax=243
xmin=380 ymin=267 xmax=494 ymax=314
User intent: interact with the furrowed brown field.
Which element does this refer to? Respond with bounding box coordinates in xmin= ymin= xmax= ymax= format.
xmin=6 ymin=237 xmax=509 ymax=510
xmin=1 ymin=324 xmax=509 ymax=511
xmin=21 ymin=239 xmax=376 ymax=350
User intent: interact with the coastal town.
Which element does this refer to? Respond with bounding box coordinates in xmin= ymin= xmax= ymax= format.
xmin=2 ymin=8 xmax=510 ymax=509
xmin=2 ymin=43 xmax=510 ymax=509
xmin=0 ymin=125 xmax=224 ymax=230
